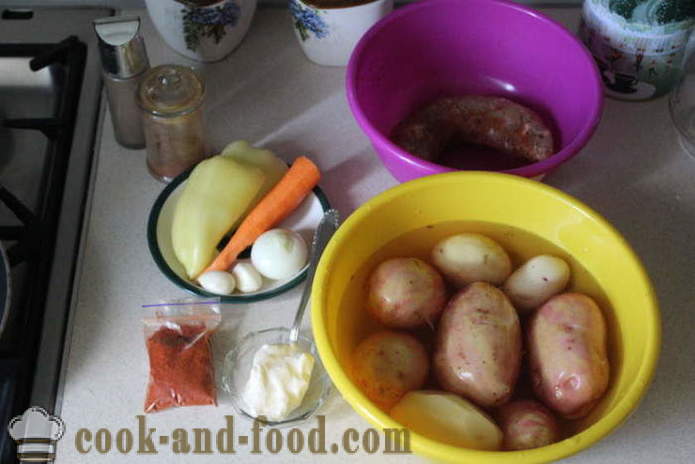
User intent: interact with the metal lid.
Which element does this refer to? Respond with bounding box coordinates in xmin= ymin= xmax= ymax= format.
xmin=93 ymin=16 xmax=149 ymax=78
xmin=137 ymin=65 xmax=205 ymax=117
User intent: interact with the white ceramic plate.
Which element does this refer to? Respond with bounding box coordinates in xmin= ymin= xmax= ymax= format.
xmin=147 ymin=168 xmax=331 ymax=302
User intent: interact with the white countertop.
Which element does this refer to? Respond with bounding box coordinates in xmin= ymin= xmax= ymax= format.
xmin=55 ymin=5 xmax=695 ymax=464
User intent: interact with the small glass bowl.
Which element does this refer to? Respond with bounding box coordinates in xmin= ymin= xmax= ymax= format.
xmin=222 ymin=327 xmax=332 ymax=427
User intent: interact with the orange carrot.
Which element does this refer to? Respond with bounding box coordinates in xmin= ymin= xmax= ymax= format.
xmin=202 ymin=156 xmax=321 ymax=275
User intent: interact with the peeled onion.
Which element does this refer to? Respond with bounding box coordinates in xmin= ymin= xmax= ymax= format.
xmin=251 ymin=229 xmax=308 ymax=280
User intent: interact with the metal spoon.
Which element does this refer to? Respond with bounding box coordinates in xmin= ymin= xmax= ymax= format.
xmin=288 ymin=209 xmax=339 ymax=343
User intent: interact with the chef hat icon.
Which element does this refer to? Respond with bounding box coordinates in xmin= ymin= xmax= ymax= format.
xmin=8 ymin=407 xmax=65 ymax=462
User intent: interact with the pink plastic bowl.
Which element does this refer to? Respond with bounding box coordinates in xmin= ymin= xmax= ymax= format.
xmin=346 ymin=0 xmax=603 ymax=182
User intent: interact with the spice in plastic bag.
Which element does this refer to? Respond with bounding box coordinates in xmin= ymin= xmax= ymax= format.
xmin=143 ymin=299 xmax=221 ymax=413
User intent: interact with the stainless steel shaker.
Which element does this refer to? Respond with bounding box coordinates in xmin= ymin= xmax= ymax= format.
xmin=94 ymin=16 xmax=150 ymax=149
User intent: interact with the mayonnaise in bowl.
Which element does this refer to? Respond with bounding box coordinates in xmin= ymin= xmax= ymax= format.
xmin=241 ymin=343 xmax=315 ymax=422
xmin=222 ymin=327 xmax=332 ymax=426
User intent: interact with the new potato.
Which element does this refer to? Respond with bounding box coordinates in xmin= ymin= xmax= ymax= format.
xmin=431 ymin=233 xmax=512 ymax=287
xmin=434 ymin=282 xmax=521 ymax=407
xmin=503 ymin=255 xmax=570 ymax=313
xmin=498 ymin=400 xmax=559 ymax=450
xmin=391 ymin=390 xmax=503 ymax=451
xmin=367 ymin=257 xmax=447 ymax=328
xmin=351 ymin=331 xmax=429 ymax=410
xmin=529 ymin=293 xmax=610 ymax=419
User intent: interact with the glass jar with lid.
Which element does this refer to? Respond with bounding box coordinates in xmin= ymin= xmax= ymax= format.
xmin=138 ymin=64 xmax=208 ymax=182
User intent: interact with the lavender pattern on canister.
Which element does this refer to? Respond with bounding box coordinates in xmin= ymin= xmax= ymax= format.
xmin=180 ymin=1 xmax=242 ymax=51
xmin=289 ymin=0 xmax=328 ymax=41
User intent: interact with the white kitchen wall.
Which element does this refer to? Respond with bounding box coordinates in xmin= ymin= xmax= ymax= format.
xmin=1 ymin=0 xmax=582 ymax=10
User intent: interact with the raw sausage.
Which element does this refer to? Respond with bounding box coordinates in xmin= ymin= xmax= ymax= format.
xmin=392 ymin=96 xmax=554 ymax=163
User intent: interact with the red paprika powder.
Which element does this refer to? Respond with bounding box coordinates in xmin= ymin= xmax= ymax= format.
xmin=142 ymin=300 xmax=220 ymax=413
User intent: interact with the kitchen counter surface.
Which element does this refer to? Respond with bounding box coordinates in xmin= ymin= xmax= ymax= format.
xmin=56 ymin=5 xmax=695 ymax=463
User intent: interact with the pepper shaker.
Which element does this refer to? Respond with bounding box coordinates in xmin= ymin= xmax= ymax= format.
xmin=137 ymin=65 xmax=208 ymax=182
xmin=94 ymin=16 xmax=150 ymax=148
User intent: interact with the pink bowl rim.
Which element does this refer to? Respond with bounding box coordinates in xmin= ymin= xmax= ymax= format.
xmin=345 ymin=0 xmax=604 ymax=179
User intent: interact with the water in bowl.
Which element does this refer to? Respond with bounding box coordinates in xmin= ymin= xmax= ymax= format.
xmin=336 ymin=220 xmax=622 ymax=437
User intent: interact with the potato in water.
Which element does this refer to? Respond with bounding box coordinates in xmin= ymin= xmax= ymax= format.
xmin=367 ymin=257 xmax=447 ymax=328
xmin=529 ymin=293 xmax=609 ymax=419
xmin=391 ymin=390 xmax=502 ymax=451
xmin=431 ymin=233 xmax=512 ymax=287
xmin=434 ymin=282 xmax=521 ymax=407
xmin=350 ymin=331 xmax=429 ymax=410
xmin=503 ymin=255 xmax=570 ymax=313
xmin=498 ymin=400 xmax=559 ymax=450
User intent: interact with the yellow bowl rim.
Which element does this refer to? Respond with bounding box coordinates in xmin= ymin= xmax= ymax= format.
xmin=311 ymin=171 xmax=661 ymax=463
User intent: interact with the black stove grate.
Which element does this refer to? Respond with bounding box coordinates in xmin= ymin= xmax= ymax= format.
xmin=0 ymin=185 xmax=40 ymax=266
xmin=0 ymin=36 xmax=86 ymax=463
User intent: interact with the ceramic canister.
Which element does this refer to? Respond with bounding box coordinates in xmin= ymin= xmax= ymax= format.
xmin=580 ymin=0 xmax=695 ymax=101
xmin=145 ymin=0 xmax=257 ymax=62
xmin=289 ymin=0 xmax=394 ymax=67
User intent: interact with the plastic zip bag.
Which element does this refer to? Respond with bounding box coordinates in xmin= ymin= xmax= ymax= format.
xmin=143 ymin=299 xmax=221 ymax=413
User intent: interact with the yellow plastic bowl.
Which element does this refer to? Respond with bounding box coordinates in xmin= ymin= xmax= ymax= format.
xmin=311 ymin=171 xmax=659 ymax=463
